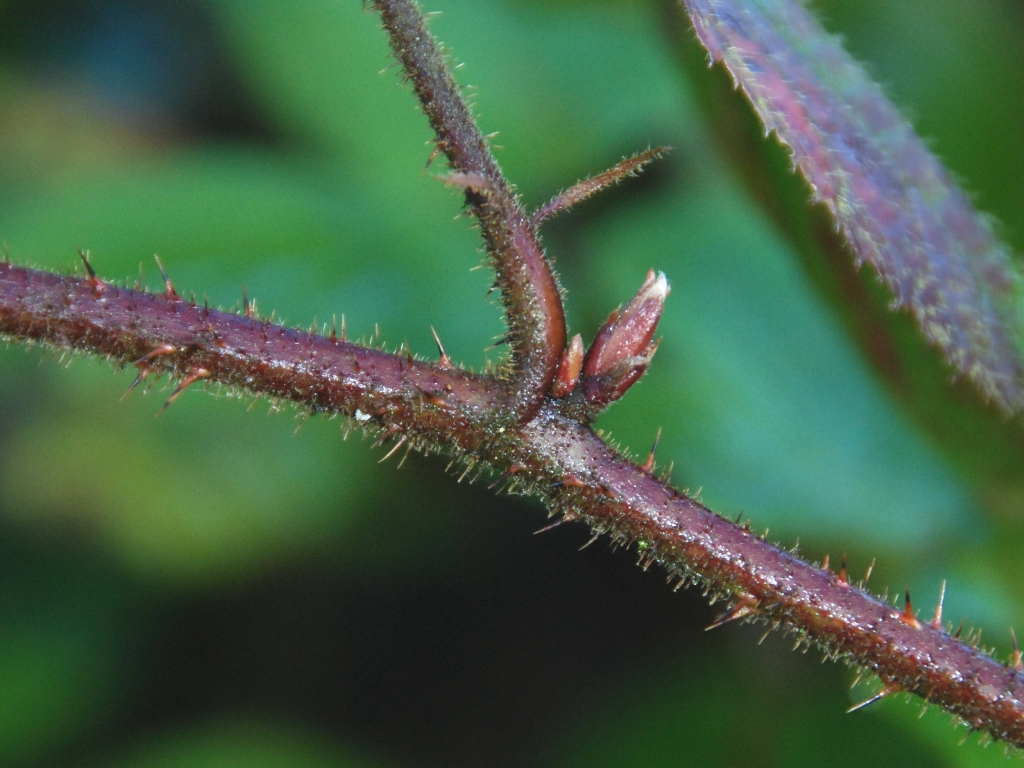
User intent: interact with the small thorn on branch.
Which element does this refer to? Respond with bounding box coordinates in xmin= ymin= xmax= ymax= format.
xmin=488 ymin=464 xmax=523 ymax=490
xmin=838 ymin=553 xmax=849 ymax=585
xmin=954 ymin=618 xmax=967 ymax=640
xmin=551 ymin=475 xmax=586 ymax=489
xmin=123 ymin=344 xmax=178 ymax=400
xmin=530 ymin=146 xmax=671 ymax=230
xmin=76 ymin=248 xmax=104 ymax=292
xmin=379 ymin=435 xmax=408 ymax=463
xmin=1011 ymin=629 xmax=1023 ymax=672
xmin=430 ymin=325 xmax=453 ymax=368
xmin=847 ymin=684 xmax=897 ymax=713
xmin=863 ymin=558 xmax=875 ymax=586
xmin=484 ymin=334 xmax=509 ymax=351
xmin=533 ymin=518 xmax=566 ymax=535
xmin=930 ymin=580 xmax=946 ymax=630
xmin=158 ymin=368 xmax=209 ymax=413
xmin=900 ymin=588 xmax=922 ymax=629
xmin=154 ymin=255 xmax=177 ymax=299
xmin=706 ymin=595 xmax=759 ymax=631
xmin=641 ymin=427 xmax=662 ymax=473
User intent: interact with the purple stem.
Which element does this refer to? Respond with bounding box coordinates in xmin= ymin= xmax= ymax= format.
xmin=372 ymin=0 xmax=566 ymax=420
xmin=2 ymin=260 xmax=1023 ymax=745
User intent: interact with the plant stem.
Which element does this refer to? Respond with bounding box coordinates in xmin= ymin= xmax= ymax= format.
xmin=373 ymin=0 xmax=566 ymax=421
xmin=3 ymin=260 xmax=1023 ymax=745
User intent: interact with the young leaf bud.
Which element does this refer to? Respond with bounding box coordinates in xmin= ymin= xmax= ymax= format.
xmin=581 ymin=271 xmax=668 ymax=408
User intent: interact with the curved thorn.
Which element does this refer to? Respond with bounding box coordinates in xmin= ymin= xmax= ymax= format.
xmin=158 ymin=368 xmax=208 ymax=414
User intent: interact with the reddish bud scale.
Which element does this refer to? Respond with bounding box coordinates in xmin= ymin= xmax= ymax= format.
xmin=550 ymin=333 xmax=584 ymax=398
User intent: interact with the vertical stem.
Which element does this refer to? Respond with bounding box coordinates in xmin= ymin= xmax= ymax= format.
xmin=373 ymin=0 xmax=566 ymax=420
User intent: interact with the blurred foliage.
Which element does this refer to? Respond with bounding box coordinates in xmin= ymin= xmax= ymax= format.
xmin=0 ymin=0 xmax=1022 ymax=765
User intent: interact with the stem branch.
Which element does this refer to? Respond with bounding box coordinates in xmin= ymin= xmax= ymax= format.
xmin=373 ymin=0 xmax=566 ymax=420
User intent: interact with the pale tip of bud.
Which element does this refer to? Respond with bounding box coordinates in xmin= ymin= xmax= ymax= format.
xmin=551 ymin=333 xmax=585 ymax=398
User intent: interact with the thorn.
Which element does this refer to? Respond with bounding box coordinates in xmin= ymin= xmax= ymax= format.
xmin=379 ymin=435 xmax=408 ymax=463
xmin=488 ymin=464 xmax=523 ymax=490
xmin=242 ymin=285 xmax=252 ymax=317
xmin=484 ymin=334 xmax=510 ymax=351
xmin=847 ymin=684 xmax=897 ymax=713
xmin=396 ymin=442 xmax=414 ymax=470
xmin=158 ymin=368 xmax=209 ymax=413
xmin=430 ymin=326 xmax=453 ymax=368
xmin=641 ymin=428 xmax=662 ymax=473
xmin=734 ymin=510 xmax=744 ymax=525
xmin=534 ymin=518 xmax=565 ymax=535
xmin=121 ymin=369 xmax=150 ymax=400
xmin=340 ymin=314 xmax=347 ymax=342
xmin=706 ymin=595 xmax=759 ymax=631
xmin=863 ymin=558 xmax=875 ymax=586
xmin=76 ymin=248 xmax=95 ymax=278
xmin=839 ymin=554 xmax=849 ymax=585
xmin=76 ymin=248 xmax=100 ymax=283
xmin=423 ymin=142 xmax=442 ymax=172
xmin=821 ymin=554 xmax=830 ymax=572
xmin=930 ymin=580 xmax=946 ymax=630
xmin=371 ymin=425 xmax=401 ymax=449
xmin=130 ymin=344 xmax=177 ymax=368
xmin=900 ymin=588 xmax=922 ymax=629
xmin=954 ymin=618 xmax=966 ymax=640
xmin=578 ymin=532 xmax=601 ymax=551
xmin=1011 ymin=629 xmax=1023 ymax=672
xmin=330 ymin=315 xmax=337 ymax=341
xmin=153 ymin=255 xmax=177 ymax=299
xmin=551 ymin=475 xmax=586 ymax=489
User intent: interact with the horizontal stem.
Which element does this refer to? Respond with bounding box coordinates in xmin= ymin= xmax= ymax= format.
xmin=2 ymin=261 xmax=1022 ymax=745
xmin=0 ymin=262 xmax=500 ymax=449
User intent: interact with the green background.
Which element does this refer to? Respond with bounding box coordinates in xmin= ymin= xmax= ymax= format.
xmin=0 ymin=0 xmax=1022 ymax=764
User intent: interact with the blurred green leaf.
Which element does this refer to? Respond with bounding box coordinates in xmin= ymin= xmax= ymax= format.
xmin=0 ymin=543 xmax=128 ymax=764
xmin=97 ymin=719 xmax=382 ymax=768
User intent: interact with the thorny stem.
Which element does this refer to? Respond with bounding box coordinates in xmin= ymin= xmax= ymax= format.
xmin=372 ymin=0 xmax=565 ymax=421
xmin=2 ymin=262 xmax=1024 ymax=745
xmin=2 ymin=0 xmax=1023 ymax=750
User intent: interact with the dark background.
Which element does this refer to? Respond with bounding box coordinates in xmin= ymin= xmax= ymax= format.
xmin=0 ymin=0 xmax=1023 ymax=765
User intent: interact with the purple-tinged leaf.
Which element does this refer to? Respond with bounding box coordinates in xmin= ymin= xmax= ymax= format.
xmin=679 ymin=0 xmax=1024 ymax=412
